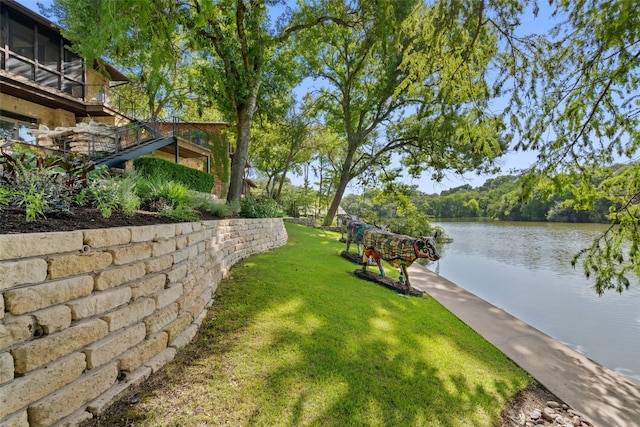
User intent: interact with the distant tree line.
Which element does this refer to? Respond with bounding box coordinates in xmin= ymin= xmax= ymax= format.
xmin=341 ymin=167 xmax=629 ymax=227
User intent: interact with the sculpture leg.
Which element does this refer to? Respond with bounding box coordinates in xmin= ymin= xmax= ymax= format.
xmin=401 ymin=265 xmax=410 ymax=290
xmin=376 ymin=257 xmax=385 ymax=276
xmin=369 ymin=250 xmax=384 ymax=276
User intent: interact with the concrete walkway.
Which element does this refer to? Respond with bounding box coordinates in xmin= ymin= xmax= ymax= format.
xmin=407 ymin=265 xmax=640 ymax=427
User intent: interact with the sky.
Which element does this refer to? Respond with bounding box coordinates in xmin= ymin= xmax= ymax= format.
xmin=15 ymin=0 xmax=551 ymax=195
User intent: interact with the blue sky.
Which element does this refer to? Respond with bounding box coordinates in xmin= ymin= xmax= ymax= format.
xmin=16 ymin=0 xmax=553 ymax=194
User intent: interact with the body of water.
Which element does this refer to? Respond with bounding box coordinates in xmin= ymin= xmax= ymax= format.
xmin=424 ymin=220 xmax=640 ymax=385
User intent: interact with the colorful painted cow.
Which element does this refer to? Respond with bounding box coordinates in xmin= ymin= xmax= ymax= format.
xmin=345 ymin=219 xmax=386 ymax=255
xmin=340 ymin=214 xmax=357 ymax=240
xmin=362 ymin=228 xmax=440 ymax=290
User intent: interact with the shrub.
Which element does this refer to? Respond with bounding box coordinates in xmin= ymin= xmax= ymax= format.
xmin=134 ymin=157 xmax=214 ymax=193
xmin=186 ymin=190 xmax=234 ymax=217
xmin=240 ymin=195 xmax=283 ymax=218
xmin=81 ymin=170 xmax=141 ymax=218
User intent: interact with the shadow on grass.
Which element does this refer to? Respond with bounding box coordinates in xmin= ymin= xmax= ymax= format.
xmin=106 ymin=223 xmax=529 ymax=426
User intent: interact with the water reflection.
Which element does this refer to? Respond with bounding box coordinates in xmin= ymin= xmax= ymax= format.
xmin=425 ymin=220 xmax=640 ymax=385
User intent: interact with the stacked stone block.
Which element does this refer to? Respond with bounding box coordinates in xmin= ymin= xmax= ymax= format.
xmin=0 ymin=218 xmax=287 ymax=426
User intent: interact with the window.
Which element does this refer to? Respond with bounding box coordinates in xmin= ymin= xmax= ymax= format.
xmin=2 ymin=9 xmax=85 ymax=98
xmin=8 ymin=14 xmax=34 ymax=59
xmin=37 ymin=29 xmax=60 ymax=70
xmin=63 ymin=78 xmax=84 ymax=98
xmin=64 ymin=48 xmax=83 ymax=81
xmin=0 ymin=115 xmax=38 ymax=145
xmin=36 ymin=67 xmax=59 ymax=89
xmin=7 ymin=55 xmax=34 ymax=79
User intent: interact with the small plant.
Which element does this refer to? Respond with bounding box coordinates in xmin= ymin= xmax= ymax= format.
xmin=117 ymin=176 xmax=141 ymax=215
xmin=17 ymin=184 xmax=48 ymax=221
xmin=0 ymin=186 xmax=12 ymax=209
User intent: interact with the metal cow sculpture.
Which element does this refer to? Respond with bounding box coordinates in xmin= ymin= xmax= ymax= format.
xmin=361 ymin=228 xmax=440 ymax=290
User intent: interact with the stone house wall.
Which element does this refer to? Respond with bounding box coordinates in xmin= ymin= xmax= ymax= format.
xmin=0 ymin=218 xmax=287 ymax=427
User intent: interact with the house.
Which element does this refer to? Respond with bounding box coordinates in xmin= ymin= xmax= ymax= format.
xmin=0 ymin=0 xmax=132 ymax=137
xmin=0 ymin=0 xmax=230 ymax=197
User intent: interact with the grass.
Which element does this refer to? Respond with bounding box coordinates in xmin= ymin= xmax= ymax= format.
xmin=118 ymin=223 xmax=531 ymax=426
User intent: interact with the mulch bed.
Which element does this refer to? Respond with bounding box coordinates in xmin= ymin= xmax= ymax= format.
xmin=0 ymin=206 xmax=224 ymax=235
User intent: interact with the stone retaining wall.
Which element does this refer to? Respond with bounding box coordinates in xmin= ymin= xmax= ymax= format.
xmin=0 ymin=218 xmax=287 ymax=427
xmin=283 ymin=217 xmax=316 ymax=227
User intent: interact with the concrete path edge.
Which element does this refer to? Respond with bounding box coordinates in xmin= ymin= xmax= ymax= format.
xmin=408 ymin=265 xmax=640 ymax=427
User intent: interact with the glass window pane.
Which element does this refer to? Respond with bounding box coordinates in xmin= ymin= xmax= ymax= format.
xmin=63 ymin=78 xmax=84 ymax=98
xmin=0 ymin=14 xmax=5 ymax=46
xmin=7 ymin=55 xmax=34 ymax=79
xmin=0 ymin=120 xmax=15 ymax=141
xmin=8 ymin=14 xmax=34 ymax=59
xmin=64 ymin=49 xmax=83 ymax=81
xmin=18 ymin=124 xmax=37 ymax=144
xmin=36 ymin=67 xmax=59 ymax=89
xmin=0 ymin=118 xmax=37 ymax=144
xmin=37 ymin=29 xmax=60 ymax=70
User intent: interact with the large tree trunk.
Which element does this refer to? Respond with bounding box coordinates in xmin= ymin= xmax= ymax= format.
xmin=323 ymin=171 xmax=351 ymax=226
xmin=227 ymin=88 xmax=259 ymax=204
xmin=227 ymin=119 xmax=251 ymax=204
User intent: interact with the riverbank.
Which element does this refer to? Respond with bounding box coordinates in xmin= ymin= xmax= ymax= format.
xmin=431 ymin=220 xmax=640 ymax=386
xmin=408 ymin=264 xmax=640 ymax=427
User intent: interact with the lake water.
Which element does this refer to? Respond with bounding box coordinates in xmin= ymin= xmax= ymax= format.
xmin=424 ymin=220 xmax=640 ymax=385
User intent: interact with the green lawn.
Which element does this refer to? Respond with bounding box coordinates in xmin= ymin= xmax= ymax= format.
xmin=122 ymin=222 xmax=531 ymax=426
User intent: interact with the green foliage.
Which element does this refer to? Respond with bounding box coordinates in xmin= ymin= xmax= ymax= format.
xmin=158 ymin=204 xmax=200 ymax=222
xmin=17 ymin=185 xmax=48 ymax=222
xmin=297 ymin=0 xmax=509 ymax=226
xmin=494 ymin=0 xmax=640 ymax=293
xmin=0 ymin=186 xmax=11 ymax=208
xmin=240 ymin=195 xmax=283 ymax=219
xmin=0 ymin=145 xmax=91 ymax=221
xmin=132 ymin=170 xmax=234 ymax=221
xmin=134 ymin=174 xmax=193 ymax=219
xmin=81 ymin=170 xmax=141 ymax=218
xmin=185 ymin=190 xmax=233 ymax=217
xmin=133 ymin=157 xmax=214 ymax=193
xmin=52 ymin=0 xmax=191 ymax=120
xmin=209 ymin=132 xmax=230 ymax=187
xmin=341 ymin=186 xmax=437 ymax=237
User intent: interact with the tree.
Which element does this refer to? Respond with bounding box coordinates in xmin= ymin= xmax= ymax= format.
xmin=249 ymin=103 xmax=312 ymax=201
xmin=183 ymin=1 xmax=356 ymax=204
xmin=52 ymin=0 xmax=351 ymax=205
xmin=298 ymin=0 xmax=510 ymax=226
xmin=51 ymin=0 xmax=194 ymax=120
xmin=506 ymin=0 xmax=640 ymax=293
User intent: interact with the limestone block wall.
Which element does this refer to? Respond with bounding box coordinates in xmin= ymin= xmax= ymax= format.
xmin=0 ymin=218 xmax=287 ymax=427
